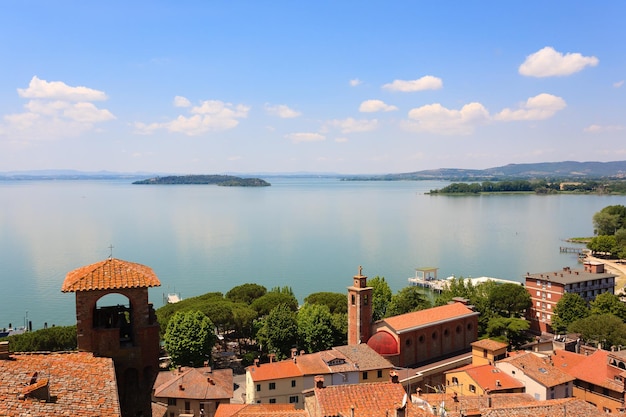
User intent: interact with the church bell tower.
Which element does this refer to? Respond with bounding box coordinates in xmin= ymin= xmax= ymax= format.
xmin=348 ymin=266 xmax=373 ymax=345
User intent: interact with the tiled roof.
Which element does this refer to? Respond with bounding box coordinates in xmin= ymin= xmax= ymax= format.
xmin=471 ymin=339 xmax=508 ymax=351
xmin=247 ymin=358 xmax=303 ymax=382
xmin=479 ymin=397 xmax=601 ymax=417
xmin=0 ymin=351 xmax=121 ymax=416
xmin=526 ymin=268 xmax=616 ymax=285
xmin=549 ymin=349 xmax=587 ymax=371
xmin=382 ymin=303 xmax=478 ymax=333
xmin=416 ymin=392 xmax=534 ymax=415
xmin=153 ymin=366 xmax=233 ymax=400
xmin=62 ymin=257 xmax=161 ymax=292
xmin=448 ymin=364 xmax=524 ymax=392
xmin=497 ymin=352 xmax=574 ymax=387
xmin=313 ymin=382 xmax=430 ymax=417
xmin=566 ymin=349 xmax=624 ymax=392
xmin=215 ymin=403 xmax=307 ymax=417
xmin=332 ymin=344 xmax=394 ymax=371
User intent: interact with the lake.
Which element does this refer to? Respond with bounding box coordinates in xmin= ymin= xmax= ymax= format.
xmin=1 ymin=177 xmax=624 ymax=329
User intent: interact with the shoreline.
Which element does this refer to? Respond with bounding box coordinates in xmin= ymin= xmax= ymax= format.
xmin=585 ymin=255 xmax=626 ymax=294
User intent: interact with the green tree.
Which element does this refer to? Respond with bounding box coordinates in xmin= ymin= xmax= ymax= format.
xmin=593 ymin=205 xmax=626 ymax=235
xmin=489 ymin=283 xmax=532 ymax=318
xmin=304 ymin=292 xmax=347 ymax=314
xmin=569 ymin=314 xmax=626 ymax=350
xmin=226 ymin=283 xmax=267 ymax=304
xmin=2 ymin=325 xmax=77 ymax=352
xmin=435 ymin=277 xmax=477 ymax=306
xmin=163 ymin=310 xmax=217 ymax=367
xmin=231 ymin=304 xmax=258 ymax=349
xmin=587 ymin=235 xmax=618 ymax=256
xmin=251 ymin=290 xmax=299 ymax=317
xmin=551 ymin=293 xmax=589 ymax=334
xmin=486 ymin=317 xmax=531 ymax=349
xmin=297 ymin=303 xmax=336 ymax=353
xmin=590 ymin=292 xmax=626 ymax=321
xmin=368 ymin=276 xmax=392 ymax=321
xmin=256 ymin=304 xmax=298 ymax=359
xmin=386 ymin=286 xmax=431 ymax=317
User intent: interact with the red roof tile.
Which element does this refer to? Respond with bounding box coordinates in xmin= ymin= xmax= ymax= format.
xmin=62 ymin=257 xmax=161 ymax=292
xmin=247 ymin=358 xmax=303 ymax=382
xmin=471 ymin=339 xmax=508 ymax=351
xmin=0 ymin=351 xmax=121 ymax=416
xmin=567 ymin=349 xmax=624 ymax=392
xmin=215 ymin=403 xmax=307 ymax=417
xmin=313 ymin=382 xmax=430 ymax=417
xmin=153 ymin=366 xmax=233 ymax=400
xmin=497 ymin=352 xmax=574 ymax=387
xmin=448 ymin=364 xmax=525 ymax=392
xmin=382 ymin=303 xmax=478 ymax=333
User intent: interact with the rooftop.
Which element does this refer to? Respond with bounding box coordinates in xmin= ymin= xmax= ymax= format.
xmin=382 ymin=302 xmax=478 ymax=334
xmin=62 ymin=257 xmax=161 ymax=292
xmin=0 ymin=351 xmax=120 ymax=417
xmin=153 ymin=366 xmax=233 ymax=400
xmin=497 ymin=352 xmax=574 ymax=387
xmin=525 ymin=266 xmax=616 ymax=285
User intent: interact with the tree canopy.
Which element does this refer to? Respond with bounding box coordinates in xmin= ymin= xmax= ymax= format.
xmin=368 ymin=276 xmax=392 ymax=320
xmin=386 ymin=286 xmax=431 ymax=317
xmin=163 ymin=310 xmax=217 ymax=367
xmin=551 ymin=293 xmax=590 ymax=334
xmin=304 ymin=292 xmax=347 ymax=315
xmin=226 ymin=283 xmax=267 ymax=304
xmin=569 ymin=313 xmax=626 ymax=350
xmin=256 ymin=304 xmax=298 ymax=360
xmin=1 ymin=325 xmax=77 ymax=352
xmin=296 ymin=303 xmax=337 ymax=353
xmin=488 ymin=283 xmax=532 ymax=318
xmin=593 ymin=205 xmax=626 ymax=236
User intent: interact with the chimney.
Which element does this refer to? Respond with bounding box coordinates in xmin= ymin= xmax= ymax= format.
xmin=488 ymin=395 xmax=492 ymax=408
xmin=389 ymin=370 xmax=399 ymax=384
xmin=269 ymin=353 xmax=276 ymax=363
xmin=495 ymin=380 xmax=501 ymax=387
xmin=179 ymin=384 xmax=184 ymax=391
xmin=315 ymin=375 xmax=325 ymax=389
xmin=291 ymin=348 xmax=298 ymax=358
xmin=207 ymin=377 xmax=215 ymax=385
xmin=254 ymin=358 xmax=260 ymax=367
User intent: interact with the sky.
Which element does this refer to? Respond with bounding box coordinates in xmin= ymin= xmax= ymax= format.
xmin=1 ymin=1 xmax=625 ymax=175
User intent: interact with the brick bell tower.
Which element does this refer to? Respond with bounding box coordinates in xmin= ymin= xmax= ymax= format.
xmin=348 ymin=266 xmax=373 ymax=345
xmin=62 ymin=256 xmax=161 ymax=417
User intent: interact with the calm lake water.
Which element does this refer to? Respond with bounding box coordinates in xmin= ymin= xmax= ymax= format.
xmin=1 ymin=177 xmax=625 ymax=329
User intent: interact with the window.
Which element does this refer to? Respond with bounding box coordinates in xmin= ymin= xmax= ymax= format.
xmin=256 ymin=384 xmax=261 ymax=392
xmin=452 ymin=377 xmax=458 ymax=384
xmin=269 ymin=399 xmax=276 ymax=404
xmin=289 ymin=396 xmax=299 ymax=403
xmin=419 ymin=335 xmax=425 ymax=343
xmin=185 ymin=402 xmax=191 ymax=413
xmin=168 ymin=398 xmax=177 ymax=406
xmin=456 ymin=325 xmax=462 ymax=334
xmin=483 ymin=349 xmax=488 ymax=358
xmin=351 ymin=295 xmax=355 ymax=305
xmin=363 ymin=371 xmax=368 ymax=380
xmin=364 ymin=294 xmax=369 ymax=305
xmin=469 ymin=384 xmax=476 ymax=393
xmin=377 ymin=370 xmax=383 ymax=378
xmin=269 ymin=382 xmax=276 ymax=390
xmin=432 ymin=331 xmax=438 ymax=340
xmin=291 ymin=380 xmax=296 ymax=387
xmin=536 ymin=290 xmax=541 ymax=296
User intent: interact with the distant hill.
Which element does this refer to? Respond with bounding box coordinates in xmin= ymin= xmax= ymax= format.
xmin=344 ymin=161 xmax=626 ymax=181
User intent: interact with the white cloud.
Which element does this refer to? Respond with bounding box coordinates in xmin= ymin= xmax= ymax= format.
xmin=382 ymin=75 xmax=443 ymax=92
xmin=135 ymin=100 xmax=250 ymax=136
xmin=285 ymin=132 xmax=326 ymax=143
xmin=494 ymin=93 xmax=566 ymax=121
xmin=614 ymin=80 xmax=624 ymax=88
xmin=326 ymin=117 xmax=379 ymax=133
xmin=350 ymin=79 xmax=362 ymax=87
xmin=518 ymin=46 xmax=599 ymax=77
xmin=359 ymin=99 xmax=398 ymax=113
xmin=174 ymin=96 xmax=191 ymax=107
xmin=335 ymin=137 xmax=349 ymax=143
xmin=0 ymin=77 xmax=115 ymax=141
xmin=404 ymin=102 xmax=489 ymax=135
xmin=584 ymin=124 xmax=625 ymax=133
xmin=264 ymin=103 xmax=302 ymax=118
xmin=17 ymin=76 xmax=107 ymax=101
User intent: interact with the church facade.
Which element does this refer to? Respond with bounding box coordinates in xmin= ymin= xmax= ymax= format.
xmin=348 ymin=267 xmax=479 ymax=368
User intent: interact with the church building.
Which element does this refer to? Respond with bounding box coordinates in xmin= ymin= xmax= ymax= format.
xmin=348 ymin=267 xmax=479 ymax=368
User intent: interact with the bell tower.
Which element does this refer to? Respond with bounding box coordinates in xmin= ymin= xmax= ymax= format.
xmin=62 ymin=257 xmax=161 ymax=417
xmin=348 ymin=266 xmax=373 ymax=345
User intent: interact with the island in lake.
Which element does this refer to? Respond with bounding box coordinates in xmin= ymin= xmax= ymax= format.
xmin=132 ymin=175 xmax=271 ymax=187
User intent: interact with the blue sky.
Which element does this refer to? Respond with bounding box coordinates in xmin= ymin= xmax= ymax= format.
xmin=1 ymin=1 xmax=624 ymax=174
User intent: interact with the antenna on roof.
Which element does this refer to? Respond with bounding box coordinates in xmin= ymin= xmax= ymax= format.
xmin=108 ymin=244 xmax=114 ymax=259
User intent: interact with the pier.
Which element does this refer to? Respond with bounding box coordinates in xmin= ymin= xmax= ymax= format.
xmin=559 ymin=246 xmax=587 ymax=254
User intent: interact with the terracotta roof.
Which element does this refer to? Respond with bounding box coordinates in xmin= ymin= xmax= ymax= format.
xmin=447 ymin=364 xmax=525 ymax=392
xmin=247 ymin=358 xmax=303 ymax=382
xmin=471 ymin=339 xmax=508 ymax=351
xmin=215 ymin=403 xmax=307 ymax=417
xmin=153 ymin=366 xmax=233 ymax=400
xmin=550 ymin=349 xmax=588 ymax=371
xmin=62 ymin=257 xmax=161 ymax=292
xmin=497 ymin=352 xmax=574 ymax=387
xmin=0 ymin=351 xmax=120 ymax=416
xmin=312 ymin=382 xmax=430 ymax=417
xmin=382 ymin=302 xmax=478 ymax=333
xmin=567 ymin=349 xmax=624 ymax=392
xmin=416 ymin=392 xmax=534 ymax=415
xmin=479 ymin=397 xmax=601 ymax=417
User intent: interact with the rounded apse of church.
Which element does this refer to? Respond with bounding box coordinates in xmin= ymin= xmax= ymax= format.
xmin=366 ymin=331 xmax=398 ymax=355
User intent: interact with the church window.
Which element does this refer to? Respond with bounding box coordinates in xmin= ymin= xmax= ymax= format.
xmin=406 ymin=339 xmax=412 ymax=346
xmin=351 ymin=295 xmax=355 ymax=305
xmin=432 ymin=331 xmax=438 ymax=340
xmin=419 ymin=335 xmax=425 ymax=343
xmin=456 ymin=325 xmax=462 ymax=334
xmin=443 ymin=329 xmax=449 ymax=337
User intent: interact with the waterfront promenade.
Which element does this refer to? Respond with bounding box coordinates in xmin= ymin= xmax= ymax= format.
xmin=586 ymin=255 xmax=626 ymax=294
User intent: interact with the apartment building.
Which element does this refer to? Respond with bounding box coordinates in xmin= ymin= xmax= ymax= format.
xmin=525 ymin=261 xmax=616 ymax=333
